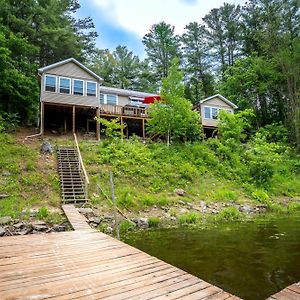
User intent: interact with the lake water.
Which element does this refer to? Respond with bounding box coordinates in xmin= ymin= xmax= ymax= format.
xmin=123 ymin=214 xmax=300 ymax=300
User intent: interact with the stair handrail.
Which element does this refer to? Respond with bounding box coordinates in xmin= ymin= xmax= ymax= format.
xmin=73 ymin=133 xmax=89 ymax=199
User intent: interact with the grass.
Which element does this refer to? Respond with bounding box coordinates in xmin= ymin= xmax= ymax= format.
xmin=0 ymin=131 xmax=61 ymax=218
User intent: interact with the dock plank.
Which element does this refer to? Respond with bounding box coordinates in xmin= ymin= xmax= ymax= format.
xmin=0 ymin=205 xmax=241 ymax=299
xmin=268 ymin=282 xmax=300 ymax=300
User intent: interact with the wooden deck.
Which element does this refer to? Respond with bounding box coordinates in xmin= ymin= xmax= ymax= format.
xmin=0 ymin=205 xmax=241 ymax=300
xmin=267 ymin=282 xmax=300 ymax=300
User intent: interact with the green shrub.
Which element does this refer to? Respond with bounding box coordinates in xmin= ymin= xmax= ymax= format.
xmin=287 ymin=202 xmax=300 ymax=213
xmin=148 ymin=217 xmax=160 ymax=227
xmin=179 ymin=212 xmax=199 ymax=224
xmin=217 ymin=207 xmax=242 ymax=221
xmin=36 ymin=207 xmax=49 ymax=219
xmin=213 ymin=188 xmax=238 ymax=202
xmin=119 ymin=219 xmax=136 ymax=234
xmin=251 ymin=189 xmax=269 ymax=203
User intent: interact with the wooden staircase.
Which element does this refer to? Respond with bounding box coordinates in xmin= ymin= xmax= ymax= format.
xmin=57 ymin=146 xmax=88 ymax=204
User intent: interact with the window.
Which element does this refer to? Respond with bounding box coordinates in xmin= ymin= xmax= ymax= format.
xmin=87 ymin=81 xmax=97 ymax=96
xmin=106 ymin=94 xmax=117 ymax=105
xmin=212 ymin=108 xmax=218 ymax=119
xmin=204 ymin=106 xmax=233 ymax=119
xmin=59 ymin=77 xmax=71 ymax=94
xmin=45 ymin=75 xmax=56 ymax=92
xmin=73 ymin=79 xmax=84 ymax=95
xmin=204 ymin=107 xmax=211 ymax=119
xmin=99 ymin=93 xmax=105 ymax=104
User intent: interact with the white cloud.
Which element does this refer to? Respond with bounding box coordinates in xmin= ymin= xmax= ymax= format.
xmin=92 ymin=0 xmax=246 ymax=37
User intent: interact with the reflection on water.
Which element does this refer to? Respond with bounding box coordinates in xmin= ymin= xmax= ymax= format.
xmin=123 ymin=215 xmax=300 ymax=300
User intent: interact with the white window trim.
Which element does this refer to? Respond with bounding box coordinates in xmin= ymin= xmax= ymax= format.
xmin=72 ymin=79 xmax=85 ymax=96
xmin=58 ymin=77 xmax=71 ymax=95
xmin=86 ymin=81 xmax=97 ymax=97
xmin=204 ymin=106 xmax=233 ymax=119
xmin=106 ymin=94 xmax=118 ymax=105
xmin=44 ymin=74 xmax=57 ymax=93
xmin=99 ymin=93 xmax=118 ymax=105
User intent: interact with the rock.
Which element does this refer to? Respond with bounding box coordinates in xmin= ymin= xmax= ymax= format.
xmin=104 ymin=215 xmax=114 ymax=221
xmin=32 ymin=222 xmax=48 ymax=231
xmin=41 ymin=141 xmax=53 ymax=154
xmin=2 ymin=170 xmax=11 ymax=177
xmin=14 ymin=222 xmax=26 ymax=229
xmin=161 ymin=206 xmax=169 ymax=212
xmin=0 ymin=216 xmax=12 ymax=225
xmin=178 ymin=200 xmax=186 ymax=206
xmin=88 ymin=217 xmax=101 ymax=225
xmin=0 ymin=193 xmax=10 ymax=199
xmin=78 ymin=208 xmax=93 ymax=215
xmin=53 ymin=225 xmax=66 ymax=232
xmin=170 ymin=217 xmax=177 ymax=222
xmin=18 ymin=228 xmax=32 ymax=235
xmin=174 ymin=189 xmax=186 ymax=196
xmin=200 ymin=201 xmax=207 ymax=211
xmin=0 ymin=227 xmax=6 ymax=236
xmin=138 ymin=218 xmax=149 ymax=228
xmin=239 ymin=205 xmax=252 ymax=214
xmin=179 ymin=208 xmax=188 ymax=214
xmin=106 ymin=226 xmax=113 ymax=234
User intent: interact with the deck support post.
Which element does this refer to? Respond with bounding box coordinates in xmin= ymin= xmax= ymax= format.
xmin=96 ymin=107 xmax=100 ymax=141
xmin=142 ymin=118 xmax=145 ymax=140
xmin=72 ymin=105 xmax=75 ymax=134
xmin=120 ymin=116 xmax=124 ymax=141
xmin=64 ymin=117 xmax=67 ymax=134
xmin=41 ymin=101 xmax=44 ymax=136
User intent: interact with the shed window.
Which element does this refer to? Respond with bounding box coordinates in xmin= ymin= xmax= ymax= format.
xmin=204 ymin=107 xmax=211 ymax=119
xmin=59 ymin=77 xmax=71 ymax=94
xmin=73 ymin=79 xmax=84 ymax=95
xmin=45 ymin=75 xmax=56 ymax=92
xmin=87 ymin=81 xmax=96 ymax=96
xmin=106 ymin=94 xmax=117 ymax=105
xmin=212 ymin=108 xmax=218 ymax=119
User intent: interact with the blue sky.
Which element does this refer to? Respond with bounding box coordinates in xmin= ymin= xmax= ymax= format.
xmin=78 ymin=0 xmax=246 ymax=58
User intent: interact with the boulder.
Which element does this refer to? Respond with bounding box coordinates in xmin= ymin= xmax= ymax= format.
xmin=41 ymin=141 xmax=53 ymax=154
xmin=78 ymin=208 xmax=93 ymax=215
xmin=174 ymin=189 xmax=186 ymax=196
xmin=88 ymin=217 xmax=101 ymax=225
xmin=138 ymin=218 xmax=149 ymax=228
xmin=0 ymin=216 xmax=12 ymax=225
xmin=2 ymin=170 xmax=11 ymax=177
xmin=0 ymin=227 xmax=5 ymax=236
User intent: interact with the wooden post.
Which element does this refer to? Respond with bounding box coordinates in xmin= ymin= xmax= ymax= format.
xmin=109 ymin=171 xmax=120 ymax=240
xmin=96 ymin=107 xmax=100 ymax=141
xmin=64 ymin=117 xmax=67 ymax=134
xmin=126 ymin=123 xmax=129 ymax=139
xmin=142 ymin=118 xmax=145 ymax=140
xmin=72 ymin=106 xmax=75 ymax=134
xmin=120 ymin=116 xmax=124 ymax=141
xmin=41 ymin=102 xmax=44 ymax=135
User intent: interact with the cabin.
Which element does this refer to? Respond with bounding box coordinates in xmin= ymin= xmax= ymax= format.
xmin=194 ymin=94 xmax=238 ymax=137
xmin=38 ymin=58 xmax=237 ymax=139
xmin=38 ymin=58 xmax=157 ymax=139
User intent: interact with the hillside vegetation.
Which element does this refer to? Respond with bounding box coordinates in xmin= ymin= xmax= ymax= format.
xmin=80 ymin=132 xmax=300 ymax=219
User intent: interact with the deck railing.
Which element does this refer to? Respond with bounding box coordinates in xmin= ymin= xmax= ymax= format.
xmin=99 ymin=104 xmax=148 ymax=118
xmin=73 ymin=133 xmax=89 ymax=199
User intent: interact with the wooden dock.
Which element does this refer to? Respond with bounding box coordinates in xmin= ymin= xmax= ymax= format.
xmin=268 ymin=282 xmax=300 ymax=300
xmin=0 ymin=204 xmax=241 ymax=299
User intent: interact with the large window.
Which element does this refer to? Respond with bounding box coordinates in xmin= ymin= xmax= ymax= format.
xmin=73 ymin=79 xmax=84 ymax=96
xmin=204 ymin=106 xmax=233 ymax=119
xmin=204 ymin=107 xmax=211 ymax=119
xmin=59 ymin=77 xmax=71 ymax=94
xmin=106 ymin=94 xmax=117 ymax=105
xmin=86 ymin=81 xmax=97 ymax=96
xmin=45 ymin=75 xmax=56 ymax=92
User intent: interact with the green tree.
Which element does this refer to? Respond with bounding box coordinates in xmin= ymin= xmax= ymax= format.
xmin=203 ymin=3 xmax=241 ymax=76
xmin=181 ymin=22 xmax=214 ymax=102
xmin=143 ymin=22 xmax=181 ymax=81
xmin=147 ymin=58 xmax=202 ymax=144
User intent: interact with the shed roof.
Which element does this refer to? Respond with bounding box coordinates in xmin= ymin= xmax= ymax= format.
xmin=38 ymin=58 xmax=102 ymax=82
xmin=199 ymin=94 xmax=238 ymax=109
